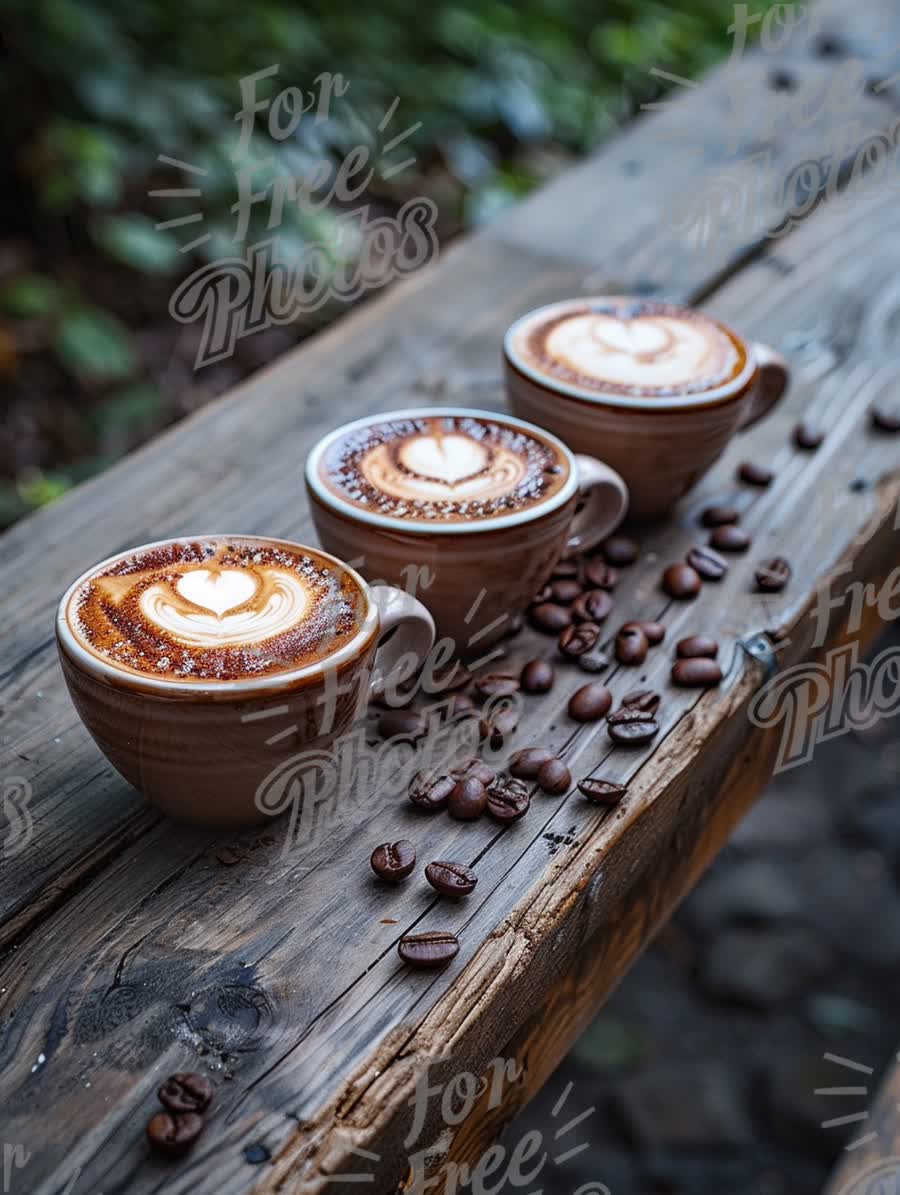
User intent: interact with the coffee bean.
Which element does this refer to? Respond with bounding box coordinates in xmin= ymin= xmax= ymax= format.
xmin=578 ymin=778 xmax=628 ymax=805
xmin=621 ymin=689 xmax=660 ymax=714
xmin=450 ymin=757 xmax=496 ymax=786
xmin=676 ymin=635 xmax=719 ymax=659
xmin=371 ymin=839 xmax=416 ymax=882
xmin=537 ymin=757 xmax=571 ymax=795
xmin=572 ymin=589 xmax=613 ymax=624
xmin=549 ymin=578 xmax=583 ymax=605
xmin=448 ymin=692 xmax=476 ymax=719
xmin=709 ymin=525 xmax=751 ymax=553
xmin=607 ymin=709 xmax=659 ymax=746
xmin=529 ymin=602 xmax=573 ymax=634
xmin=686 ymin=546 xmax=728 ymax=581
xmin=671 ymin=658 xmax=723 ymax=687
xmin=504 ymin=613 xmax=524 ymax=639
xmin=662 ymin=563 xmax=702 ymax=599
xmin=473 ymin=673 xmax=520 ymax=699
xmin=479 ymin=706 xmax=519 ymax=749
xmin=872 ymin=404 xmax=900 ymax=432
xmin=602 ymin=536 xmax=639 ymax=566
xmin=158 ymin=1073 xmax=213 ymax=1115
xmin=615 ymin=624 xmax=648 ymax=666
xmin=755 ymin=556 xmax=792 ymax=592
xmin=486 ymin=776 xmax=531 ymax=822
xmin=794 ymin=421 xmax=824 ymax=450
xmin=577 ymin=647 xmax=610 ymax=673
xmin=532 ymin=585 xmax=553 ymax=605
xmin=632 ymin=620 xmax=665 ymax=645
xmin=551 ymin=559 xmax=580 ymax=579
xmin=408 ymin=770 xmax=455 ymax=812
xmin=447 ymin=777 xmax=488 ymax=820
xmin=398 ymin=930 xmax=459 ymax=968
xmin=568 ymin=682 xmax=613 ymax=722
xmin=559 ymin=622 xmax=601 ymax=658
xmin=425 ymin=860 xmax=478 ymax=897
xmin=584 ymin=559 xmax=619 ymax=590
xmin=377 ymin=709 xmax=425 ymax=740
xmin=509 ymin=747 xmax=555 ymax=779
xmin=146 ymin=1112 xmax=205 ymax=1156
xmin=520 ymin=658 xmax=555 ymax=694
xmin=701 ymin=505 xmax=739 ymax=527
xmin=738 ymin=460 xmax=774 ymax=486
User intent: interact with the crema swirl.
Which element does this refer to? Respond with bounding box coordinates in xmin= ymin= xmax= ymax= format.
xmin=317 ymin=415 xmax=569 ymax=523
xmin=513 ymin=300 xmax=746 ymax=398
xmin=67 ymin=538 xmax=366 ymax=682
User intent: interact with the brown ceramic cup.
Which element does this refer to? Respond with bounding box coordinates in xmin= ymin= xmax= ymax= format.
xmin=56 ymin=536 xmax=435 ymax=827
xmin=504 ymin=297 xmax=790 ymax=521
xmin=305 ymin=407 xmax=628 ymax=658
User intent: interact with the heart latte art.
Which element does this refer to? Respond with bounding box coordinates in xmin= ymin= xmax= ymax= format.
xmin=515 ymin=300 xmax=746 ymax=398
xmin=68 ymin=539 xmax=365 ymax=681
xmin=318 ymin=415 xmax=569 ymax=523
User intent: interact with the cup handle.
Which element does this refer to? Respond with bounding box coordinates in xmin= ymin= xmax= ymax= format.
xmin=566 ymin=456 xmax=630 ymax=556
xmin=738 ymin=342 xmax=791 ymax=431
xmin=367 ymin=585 xmax=436 ymax=695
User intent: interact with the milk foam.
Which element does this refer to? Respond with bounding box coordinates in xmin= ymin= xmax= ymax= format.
xmin=68 ymin=539 xmax=363 ymax=682
xmin=519 ymin=302 xmax=743 ymax=398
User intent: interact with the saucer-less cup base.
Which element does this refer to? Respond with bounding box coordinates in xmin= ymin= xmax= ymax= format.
xmin=56 ymin=539 xmax=435 ymax=827
xmin=305 ymin=408 xmax=629 ymax=657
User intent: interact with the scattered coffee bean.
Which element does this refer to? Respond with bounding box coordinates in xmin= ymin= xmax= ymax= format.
xmin=146 ymin=1112 xmax=205 ymax=1156
xmin=578 ymin=778 xmax=628 ymax=805
xmin=629 ymin=619 xmax=665 ymax=646
xmin=398 ymin=931 xmax=459 ymax=968
xmin=602 ymin=536 xmax=639 ymax=566
xmin=872 ymin=404 xmax=900 ymax=432
xmin=408 ymin=770 xmax=455 ymax=812
xmin=377 ymin=709 xmax=425 ymax=740
xmin=738 ymin=460 xmax=774 ymax=486
xmin=473 ymin=672 xmax=520 ymax=699
xmin=621 ymin=689 xmax=661 ymax=714
xmin=504 ymin=613 xmax=524 ymax=639
xmin=686 ymin=546 xmax=728 ymax=581
xmin=559 ymin=622 xmax=602 ymax=658
xmin=158 ymin=1073 xmax=213 ymax=1115
xmin=662 ymin=563 xmax=702 ymax=599
xmin=447 ymin=777 xmax=489 ymax=821
xmin=216 ymin=847 xmax=242 ymax=867
xmin=755 ymin=556 xmax=792 ymax=592
xmin=577 ymin=647 xmax=610 ymax=673
xmin=529 ymin=602 xmax=573 ymax=634
xmin=532 ymin=585 xmax=553 ymax=605
xmin=701 ymin=504 xmax=739 ymax=527
xmin=607 ymin=708 xmax=659 ymax=746
xmin=676 ymin=635 xmax=719 ymax=659
xmin=549 ymin=578 xmax=583 ymax=604
xmin=794 ymin=421 xmax=824 ymax=450
xmin=672 ymin=658 xmax=723 ymax=687
xmin=584 ymin=559 xmax=619 ymax=590
xmin=450 ymin=757 xmax=496 ymax=786
xmin=480 ymin=706 xmax=519 ymax=750
xmin=615 ymin=624 xmax=648 ymax=665
xmin=509 ymin=747 xmax=555 ymax=779
xmin=520 ymin=658 xmax=555 ymax=693
xmin=709 ymin=525 xmax=751 ymax=553
xmin=551 ymin=559 xmax=580 ymax=579
xmin=568 ymin=682 xmax=613 ymax=722
xmin=425 ymin=860 xmax=478 ymax=897
xmin=572 ymin=589 xmax=613 ymax=624
xmin=537 ymin=757 xmax=571 ymax=795
xmin=371 ymin=839 xmax=416 ymax=882
xmin=448 ymin=692 xmax=476 ymax=718
xmin=486 ymin=776 xmax=531 ymax=822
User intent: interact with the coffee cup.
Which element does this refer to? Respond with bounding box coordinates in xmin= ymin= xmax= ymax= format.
xmin=504 ymin=296 xmax=790 ymax=521
xmin=56 ymin=535 xmax=435 ymax=826
xmin=305 ymin=407 xmax=628 ymax=657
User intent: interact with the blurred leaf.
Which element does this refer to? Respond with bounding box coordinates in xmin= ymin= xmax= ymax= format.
xmin=0 ymin=274 xmax=65 ymax=319
xmin=93 ymin=214 xmax=181 ymax=274
xmin=573 ymin=1019 xmax=653 ymax=1072
xmin=91 ymin=383 xmax=162 ymax=434
xmin=53 ymin=307 xmax=137 ymax=382
xmin=806 ymin=995 xmax=880 ymax=1038
xmin=16 ymin=467 xmax=72 ymax=510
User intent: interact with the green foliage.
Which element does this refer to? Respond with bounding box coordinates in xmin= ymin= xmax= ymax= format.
xmin=53 ymin=307 xmax=138 ymax=382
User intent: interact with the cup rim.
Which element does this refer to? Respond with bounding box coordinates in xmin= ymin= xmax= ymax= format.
xmin=55 ymin=534 xmax=380 ymax=698
xmin=503 ymin=296 xmax=759 ymax=411
xmin=305 ymin=406 xmax=580 ymax=535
